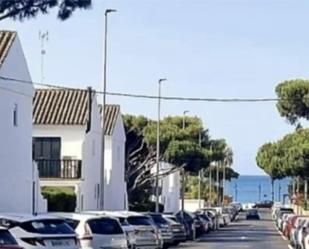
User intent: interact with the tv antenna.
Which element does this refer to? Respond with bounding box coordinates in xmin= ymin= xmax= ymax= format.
xmin=39 ymin=31 xmax=49 ymax=84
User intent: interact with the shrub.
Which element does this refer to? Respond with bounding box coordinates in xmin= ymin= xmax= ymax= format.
xmin=41 ymin=187 xmax=76 ymax=212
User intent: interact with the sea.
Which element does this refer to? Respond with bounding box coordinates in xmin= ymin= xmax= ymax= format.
xmin=226 ymin=175 xmax=291 ymax=204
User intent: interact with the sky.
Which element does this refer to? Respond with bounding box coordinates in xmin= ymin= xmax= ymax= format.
xmin=1 ymin=0 xmax=309 ymax=175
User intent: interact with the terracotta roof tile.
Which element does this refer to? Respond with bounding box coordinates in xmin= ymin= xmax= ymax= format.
xmin=33 ymin=89 xmax=120 ymax=135
xmin=0 ymin=31 xmax=16 ymax=68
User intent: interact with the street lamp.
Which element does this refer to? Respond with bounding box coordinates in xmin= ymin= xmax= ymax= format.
xmin=155 ymin=78 xmax=167 ymax=213
xmin=100 ymin=8 xmax=116 ymax=210
xmin=181 ymin=110 xmax=189 ymax=216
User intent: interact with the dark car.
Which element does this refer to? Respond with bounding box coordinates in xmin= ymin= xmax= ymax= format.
xmin=246 ymin=209 xmax=260 ymax=220
xmin=163 ymin=216 xmax=186 ymax=246
xmin=0 ymin=229 xmax=22 ymax=249
xmin=175 ymin=211 xmax=204 ymax=240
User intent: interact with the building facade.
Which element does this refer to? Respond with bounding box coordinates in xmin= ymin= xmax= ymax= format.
xmin=0 ymin=30 xmax=46 ymax=213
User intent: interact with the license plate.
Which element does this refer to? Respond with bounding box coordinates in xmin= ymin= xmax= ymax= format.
xmin=50 ymin=239 xmax=74 ymax=247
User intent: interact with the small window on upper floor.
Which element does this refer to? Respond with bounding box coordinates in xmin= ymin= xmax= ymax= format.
xmin=13 ymin=103 xmax=18 ymax=127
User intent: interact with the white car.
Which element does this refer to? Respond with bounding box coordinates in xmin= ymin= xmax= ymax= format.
xmin=84 ymin=211 xmax=136 ymax=249
xmin=52 ymin=213 xmax=127 ymax=249
xmin=0 ymin=214 xmax=78 ymax=249
xmin=117 ymin=211 xmax=160 ymax=249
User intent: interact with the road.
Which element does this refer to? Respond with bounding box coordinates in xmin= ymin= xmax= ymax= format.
xmin=171 ymin=209 xmax=289 ymax=249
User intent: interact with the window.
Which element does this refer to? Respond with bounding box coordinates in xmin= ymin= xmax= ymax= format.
xmin=13 ymin=103 xmax=18 ymax=126
xmin=0 ymin=230 xmax=17 ymax=245
xmin=127 ymin=216 xmax=153 ymax=226
xmin=87 ymin=218 xmax=123 ymax=235
xmin=33 ymin=137 xmax=61 ymax=160
xmin=19 ymin=219 xmax=74 ymax=234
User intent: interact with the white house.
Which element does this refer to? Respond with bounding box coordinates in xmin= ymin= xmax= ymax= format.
xmin=33 ymin=89 xmax=127 ymax=211
xmin=151 ymin=162 xmax=180 ymax=213
xmin=33 ymin=88 xmax=102 ymax=211
xmin=102 ymin=105 xmax=127 ymax=211
xmin=0 ymin=30 xmax=46 ymax=213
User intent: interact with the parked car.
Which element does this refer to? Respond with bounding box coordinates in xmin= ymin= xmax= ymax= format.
xmin=0 ymin=214 xmax=79 ymax=249
xmin=197 ymin=209 xmax=218 ymax=231
xmin=163 ymin=217 xmax=186 ymax=246
xmin=194 ymin=213 xmax=212 ymax=234
xmin=290 ymin=217 xmax=309 ymax=248
xmin=0 ymin=228 xmax=22 ymax=249
xmin=84 ymin=211 xmax=136 ymax=249
xmin=199 ymin=208 xmax=221 ymax=229
xmin=230 ymin=202 xmax=242 ymax=212
xmin=276 ymin=210 xmax=294 ymax=228
xmin=246 ymin=209 xmax=260 ymax=220
xmin=118 ymin=212 xmax=160 ymax=249
xmin=144 ymin=213 xmax=173 ymax=248
xmin=163 ymin=214 xmax=189 ymax=241
xmin=175 ymin=211 xmax=206 ymax=239
xmin=283 ymin=215 xmax=300 ymax=239
xmin=51 ymin=213 xmax=127 ymax=249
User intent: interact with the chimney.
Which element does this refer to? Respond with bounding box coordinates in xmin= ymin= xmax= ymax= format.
xmin=86 ymin=87 xmax=92 ymax=133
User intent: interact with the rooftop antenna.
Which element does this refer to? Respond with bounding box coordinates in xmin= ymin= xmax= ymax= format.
xmin=39 ymin=31 xmax=49 ymax=84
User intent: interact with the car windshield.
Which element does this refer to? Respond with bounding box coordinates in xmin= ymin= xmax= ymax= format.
xmin=117 ymin=217 xmax=130 ymax=226
xmin=0 ymin=230 xmax=17 ymax=246
xmin=87 ymin=218 xmax=123 ymax=235
xmin=20 ymin=219 xmax=74 ymax=234
xmin=65 ymin=219 xmax=80 ymax=230
xmin=149 ymin=214 xmax=168 ymax=225
xmin=248 ymin=210 xmax=258 ymax=215
xmin=127 ymin=216 xmax=153 ymax=226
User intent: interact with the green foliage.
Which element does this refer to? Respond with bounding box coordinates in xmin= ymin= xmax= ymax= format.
xmin=144 ymin=115 xmax=211 ymax=173
xmin=276 ymin=79 xmax=309 ymax=125
xmin=165 ymin=140 xmax=209 ymax=173
xmin=41 ymin=187 xmax=76 ymax=212
xmin=0 ymin=0 xmax=91 ymax=21
xmin=129 ymin=201 xmax=164 ymax=212
xmin=124 ymin=114 xmax=235 ymax=208
xmin=256 ymin=129 xmax=309 ymax=179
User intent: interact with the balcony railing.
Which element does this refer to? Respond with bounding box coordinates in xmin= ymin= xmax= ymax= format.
xmin=36 ymin=159 xmax=82 ymax=179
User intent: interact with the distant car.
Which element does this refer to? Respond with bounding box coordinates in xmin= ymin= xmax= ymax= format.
xmin=0 ymin=228 xmax=22 ymax=249
xmin=0 ymin=214 xmax=79 ymax=249
xmin=254 ymin=200 xmax=273 ymax=209
xmin=246 ymin=209 xmax=260 ymax=220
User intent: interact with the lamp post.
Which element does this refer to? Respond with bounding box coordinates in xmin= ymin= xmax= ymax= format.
xmin=155 ymin=78 xmax=167 ymax=213
xmin=181 ymin=110 xmax=189 ymax=216
xmin=100 ymin=8 xmax=116 ymax=210
xmin=198 ymin=131 xmax=202 ymax=209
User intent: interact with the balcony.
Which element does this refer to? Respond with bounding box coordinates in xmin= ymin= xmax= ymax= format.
xmin=36 ymin=159 xmax=82 ymax=180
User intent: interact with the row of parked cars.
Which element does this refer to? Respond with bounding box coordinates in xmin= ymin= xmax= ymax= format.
xmin=0 ymin=205 xmax=240 ymax=249
xmin=273 ymin=204 xmax=309 ymax=249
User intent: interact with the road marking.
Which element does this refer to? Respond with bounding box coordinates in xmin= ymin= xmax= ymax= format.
xmin=240 ymin=236 xmax=246 ymax=240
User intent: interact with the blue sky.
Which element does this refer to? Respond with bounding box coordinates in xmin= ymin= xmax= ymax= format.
xmin=1 ymin=0 xmax=308 ymax=175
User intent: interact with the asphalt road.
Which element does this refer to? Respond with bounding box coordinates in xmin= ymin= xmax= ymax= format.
xmin=171 ymin=209 xmax=289 ymax=249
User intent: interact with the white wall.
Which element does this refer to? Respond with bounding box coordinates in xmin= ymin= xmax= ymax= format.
xmin=0 ymin=35 xmax=36 ymax=213
xmin=161 ymin=163 xmax=180 ymax=213
xmin=81 ymin=96 xmax=101 ymax=211
xmin=33 ymin=97 xmax=103 ymax=212
xmin=33 ymin=125 xmax=85 ymax=160
xmin=104 ymin=114 xmax=127 ymax=210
